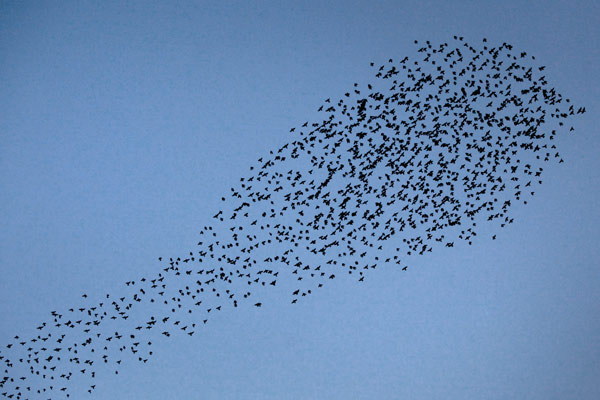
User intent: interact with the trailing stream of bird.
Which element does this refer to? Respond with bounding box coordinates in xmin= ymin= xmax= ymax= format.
xmin=0 ymin=38 xmax=586 ymax=399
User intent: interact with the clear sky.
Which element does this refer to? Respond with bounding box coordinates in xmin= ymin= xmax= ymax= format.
xmin=1 ymin=1 xmax=598 ymax=399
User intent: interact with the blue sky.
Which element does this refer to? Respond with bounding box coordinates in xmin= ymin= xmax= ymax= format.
xmin=1 ymin=1 xmax=599 ymax=399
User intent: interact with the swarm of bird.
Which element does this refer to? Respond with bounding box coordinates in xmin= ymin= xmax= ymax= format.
xmin=0 ymin=37 xmax=586 ymax=399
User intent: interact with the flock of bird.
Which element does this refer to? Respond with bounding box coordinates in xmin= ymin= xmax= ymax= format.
xmin=1 ymin=37 xmax=585 ymax=398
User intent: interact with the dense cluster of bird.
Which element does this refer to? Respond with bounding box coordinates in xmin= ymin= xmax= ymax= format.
xmin=1 ymin=37 xmax=585 ymax=398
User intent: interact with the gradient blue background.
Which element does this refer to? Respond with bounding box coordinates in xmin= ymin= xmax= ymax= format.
xmin=1 ymin=1 xmax=598 ymax=399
